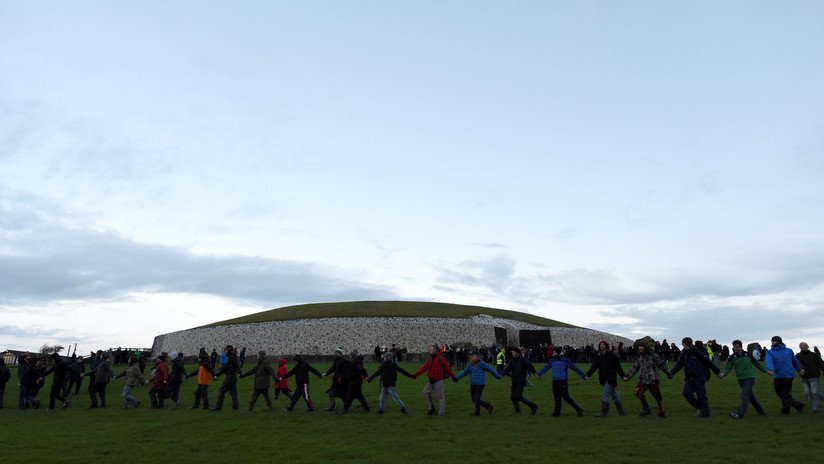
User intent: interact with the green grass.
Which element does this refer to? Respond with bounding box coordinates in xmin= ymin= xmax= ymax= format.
xmin=204 ymin=300 xmax=577 ymax=328
xmin=1 ymin=361 xmax=818 ymax=463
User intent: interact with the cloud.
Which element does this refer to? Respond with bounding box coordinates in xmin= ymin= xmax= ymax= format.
xmin=0 ymin=188 xmax=396 ymax=305
xmin=438 ymin=254 xmax=517 ymax=293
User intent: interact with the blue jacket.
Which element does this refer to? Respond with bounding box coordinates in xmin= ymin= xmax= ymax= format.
xmin=766 ymin=344 xmax=802 ymax=379
xmin=671 ymin=346 xmax=720 ymax=382
xmin=537 ymin=356 xmax=586 ymax=381
xmin=456 ymin=361 xmax=501 ymax=385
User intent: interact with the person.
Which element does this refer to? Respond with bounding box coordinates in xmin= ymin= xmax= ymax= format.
xmin=87 ymin=354 xmax=114 ymax=409
xmin=367 ymin=352 xmax=413 ymax=415
xmin=455 ymin=352 xmax=502 ymax=416
xmin=18 ymin=354 xmax=42 ymax=409
xmin=213 ymin=345 xmax=241 ymax=411
xmin=210 ymin=350 xmax=218 ymax=370
xmin=280 ymin=355 xmax=323 ymax=412
xmin=722 ymin=339 xmax=768 ymax=418
xmin=274 ymin=358 xmax=292 ymax=401
xmin=148 ymin=356 xmax=169 ymax=408
xmin=623 ymin=342 xmax=672 ymax=417
xmin=670 ymin=337 xmax=721 ymax=418
xmin=795 ymin=341 xmax=824 ymax=412
xmin=0 ymin=357 xmax=10 ymax=409
xmin=765 ymin=335 xmax=805 ymax=415
xmin=66 ymin=356 xmax=85 ymax=396
xmin=536 ymin=346 xmax=587 ymax=417
xmin=338 ymin=351 xmax=371 ymax=414
xmin=586 ymin=340 xmax=627 ymax=417
xmin=501 ymin=346 xmax=539 ymax=415
xmin=496 ymin=348 xmax=506 ymax=374
xmin=240 ymin=350 xmax=278 ymax=411
xmin=42 ymin=353 xmax=71 ymax=410
xmin=165 ymin=352 xmax=187 ymax=409
xmin=186 ymin=354 xmax=216 ymax=409
xmin=322 ymin=348 xmax=346 ymax=411
xmin=239 ymin=347 xmax=247 ymax=369
xmin=219 ymin=350 xmax=228 ymax=370
xmin=413 ymin=344 xmax=457 ymax=416
xmin=114 ymin=356 xmax=146 ymax=408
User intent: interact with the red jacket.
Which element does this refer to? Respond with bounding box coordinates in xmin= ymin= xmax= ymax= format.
xmin=414 ymin=353 xmax=455 ymax=381
xmin=275 ymin=359 xmax=289 ymax=388
xmin=150 ymin=362 xmax=169 ymax=392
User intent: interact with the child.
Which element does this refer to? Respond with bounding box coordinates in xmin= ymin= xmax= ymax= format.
xmin=186 ymin=354 xmax=215 ymax=409
xmin=274 ymin=358 xmax=292 ymax=400
xmin=537 ymin=347 xmax=587 ymax=417
xmin=454 ymin=352 xmax=502 ymax=416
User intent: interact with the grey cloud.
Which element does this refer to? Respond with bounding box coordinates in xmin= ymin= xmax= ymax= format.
xmin=469 ymin=242 xmax=508 ymax=249
xmin=0 ymin=191 xmax=396 ymax=305
xmin=0 ymin=324 xmax=64 ymax=338
xmin=438 ymin=254 xmax=517 ymax=293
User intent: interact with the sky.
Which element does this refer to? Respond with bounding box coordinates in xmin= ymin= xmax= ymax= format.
xmin=1 ymin=2 xmax=823 ymax=355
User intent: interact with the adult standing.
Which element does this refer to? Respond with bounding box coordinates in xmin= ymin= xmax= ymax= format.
xmin=586 ymin=340 xmax=627 ymax=417
xmin=500 ymin=347 xmax=538 ymax=415
xmin=765 ymin=336 xmax=805 ymax=415
xmin=115 ymin=356 xmax=146 ymax=408
xmin=339 ymin=352 xmax=370 ymax=414
xmin=213 ymin=345 xmax=241 ymax=411
xmin=281 ymin=355 xmax=323 ymax=412
xmin=42 ymin=353 xmax=71 ymax=410
xmin=210 ymin=350 xmax=218 ymax=370
xmin=322 ymin=348 xmax=345 ymax=411
xmin=66 ymin=356 xmax=85 ymax=396
xmin=670 ymin=337 xmax=721 ymax=418
xmin=0 ymin=358 xmax=10 ymax=409
xmin=795 ymin=342 xmax=824 ymax=412
xmin=239 ymin=347 xmax=247 ymax=369
xmin=722 ymin=339 xmax=768 ymax=418
xmin=88 ymin=354 xmax=113 ymax=409
xmin=18 ymin=355 xmax=42 ymax=409
xmin=367 ymin=352 xmax=413 ymax=415
xmin=496 ymin=348 xmax=506 ymax=374
xmin=413 ymin=344 xmax=457 ymax=416
xmin=240 ymin=350 xmax=278 ymax=411
xmin=623 ymin=343 xmax=672 ymax=417
xmin=148 ymin=356 xmax=169 ymax=408
xmin=165 ymin=352 xmax=187 ymax=409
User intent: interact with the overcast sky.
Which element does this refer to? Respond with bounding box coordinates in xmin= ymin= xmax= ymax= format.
xmin=2 ymin=2 xmax=823 ymax=354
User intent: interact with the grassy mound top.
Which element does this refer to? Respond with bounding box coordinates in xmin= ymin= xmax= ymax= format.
xmin=204 ymin=300 xmax=577 ymax=328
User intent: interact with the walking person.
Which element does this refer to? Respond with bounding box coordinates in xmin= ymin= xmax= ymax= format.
xmin=586 ymin=340 xmax=627 ymax=417
xmin=274 ymin=358 xmax=292 ymax=401
xmin=367 ymin=352 xmax=413 ymax=415
xmin=501 ymin=347 xmax=539 ymax=415
xmin=66 ymin=356 xmax=85 ymax=396
xmin=164 ymin=352 xmax=187 ymax=409
xmin=670 ymin=337 xmax=721 ymax=418
xmin=795 ymin=342 xmax=824 ymax=412
xmin=18 ymin=355 xmax=42 ymax=409
xmin=87 ymin=354 xmax=114 ymax=409
xmin=536 ymin=346 xmax=587 ymax=417
xmin=321 ymin=349 xmax=346 ymax=411
xmin=455 ymin=352 xmax=502 ymax=416
xmin=412 ymin=344 xmax=457 ymax=416
xmin=722 ymin=340 xmax=768 ymax=418
xmin=114 ymin=356 xmax=146 ymax=408
xmin=765 ymin=336 xmax=805 ymax=415
xmin=623 ymin=342 xmax=672 ymax=417
xmin=210 ymin=350 xmax=218 ymax=370
xmin=239 ymin=347 xmax=247 ymax=369
xmin=240 ymin=350 xmax=278 ymax=411
xmin=339 ymin=352 xmax=371 ymax=414
xmin=0 ymin=357 xmax=10 ymax=409
xmin=148 ymin=356 xmax=169 ymax=408
xmin=213 ymin=345 xmax=241 ymax=411
xmin=42 ymin=353 xmax=72 ymax=410
xmin=186 ymin=354 xmax=216 ymax=409
xmin=280 ymin=355 xmax=323 ymax=412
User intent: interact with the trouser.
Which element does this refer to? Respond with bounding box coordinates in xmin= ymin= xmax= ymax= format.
xmin=378 ymin=386 xmax=406 ymax=411
xmin=19 ymin=384 xmax=39 ymax=409
xmin=149 ymin=389 xmax=166 ymax=408
xmin=343 ymin=383 xmax=369 ymax=412
xmin=274 ymin=387 xmax=292 ymax=400
xmin=773 ymin=378 xmax=803 ymax=414
xmin=287 ymin=383 xmax=314 ymax=410
xmin=510 ymin=383 xmax=537 ymax=412
xmin=470 ymin=384 xmax=491 ymax=415
xmin=122 ymin=384 xmax=139 ymax=406
xmin=0 ymin=383 xmax=5 ymax=408
xmin=48 ymin=382 xmax=67 ymax=409
xmin=87 ymin=374 xmax=96 ymax=392
xmin=193 ymin=384 xmax=210 ymax=409
xmin=635 ymin=382 xmax=665 ymax=414
xmin=422 ymin=380 xmax=446 ymax=415
xmin=799 ymin=377 xmax=824 ymax=410
xmin=735 ymin=378 xmax=765 ymax=417
xmin=682 ymin=379 xmax=709 ymax=417
xmin=67 ymin=377 xmax=83 ymax=395
xmin=89 ymin=382 xmax=107 ymax=408
xmin=552 ymin=380 xmax=581 ymax=415
xmin=249 ymin=388 xmax=272 ymax=409
xmin=165 ymin=382 xmax=182 ymax=404
xmin=601 ymin=383 xmax=621 ymax=403
xmin=214 ymin=376 xmax=239 ymax=410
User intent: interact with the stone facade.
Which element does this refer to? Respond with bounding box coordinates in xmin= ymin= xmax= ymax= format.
xmin=152 ymin=315 xmax=632 ymax=357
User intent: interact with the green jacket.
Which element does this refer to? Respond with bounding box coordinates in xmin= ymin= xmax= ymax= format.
xmin=723 ymin=351 xmax=766 ymax=380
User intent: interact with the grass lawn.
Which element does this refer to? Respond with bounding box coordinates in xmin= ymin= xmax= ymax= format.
xmin=1 ymin=361 xmax=819 ymax=463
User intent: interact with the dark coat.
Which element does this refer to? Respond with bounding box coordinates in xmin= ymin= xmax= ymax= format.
xmin=242 ymin=360 xmax=277 ymax=390
xmin=586 ymin=351 xmax=627 ymax=386
xmin=283 ymin=360 xmax=322 ymax=385
xmin=367 ymin=361 xmax=413 ymax=388
xmin=167 ymin=356 xmax=187 ymax=387
xmin=671 ymin=346 xmax=720 ymax=382
xmin=796 ymin=350 xmax=824 ymax=378
xmin=501 ymin=356 xmax=537 ymax=386
xmin=43 ymin=357 xmax=70 ymax=384
xmin=216 ymin=352 xmax=240 ymax=377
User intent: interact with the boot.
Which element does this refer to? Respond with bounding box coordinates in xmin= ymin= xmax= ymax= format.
xmin=637 ymin=394 xmax=651 ymax=416
xmin=324 ymin=397 xmax=336 ymax=411
xmin=401 ymin=408 xmax=409 ymax=415
xmin=615 ymin=401 xmax=625 ymax=416
xmin=595 ymin=401 xmax=609 ymax=418
xmin=657 ymin=401 xmax=666 ymax=418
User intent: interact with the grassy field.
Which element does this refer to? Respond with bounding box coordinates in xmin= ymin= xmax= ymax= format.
xmin=1 ymin=361 xmax=820 ymax=463
xmin=205 ymin=300 xmax=577 ymax=328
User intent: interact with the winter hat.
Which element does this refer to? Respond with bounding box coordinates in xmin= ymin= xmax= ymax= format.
xmin=771 ymin=336 xmax=783 ymax=344
xmin=279 ymin=358 xmax=287 ymax=366
xmin=599 ymin=340 xmax=610 ymax=350
xmin=334 ymin=348 xmax=344 ymax=355
xmin=681 ymin=337 xmax=693 ymax=346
